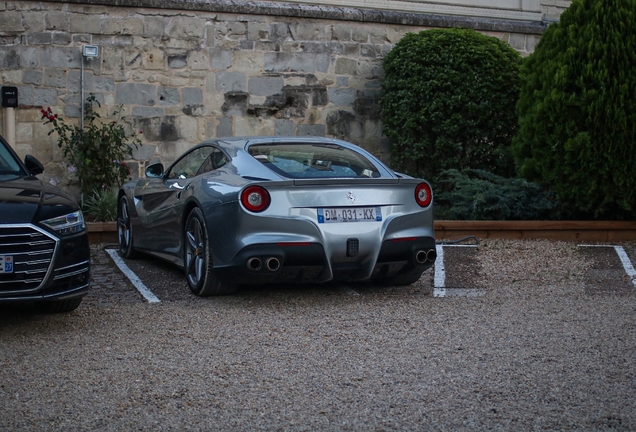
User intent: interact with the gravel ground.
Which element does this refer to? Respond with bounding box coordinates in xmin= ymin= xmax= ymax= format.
xmin=1 ymin=239 xmax=636 ymax=431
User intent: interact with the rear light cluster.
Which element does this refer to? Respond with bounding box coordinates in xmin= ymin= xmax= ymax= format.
xmin=241 ymin=185 xmax=270 ymax=212
xmin=415 ymin=182 xmax=432 ymax=207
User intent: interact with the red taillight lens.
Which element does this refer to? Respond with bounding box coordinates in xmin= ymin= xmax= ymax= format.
xmin=415 ymin=183 xmax=432 ymax=207
xmin=241 ymin=186 xmax=271 ymax=212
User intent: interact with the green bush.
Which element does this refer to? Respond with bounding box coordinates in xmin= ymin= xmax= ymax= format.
xmin=381 ymin=28 xmax=522 ymax=180
xmin=42 ymin=94 xmax=140 ymax=199
xmin=434 ymin=169 xmax=559 ymax=220
xmin=513 ymin=0 xmax=636 ymax=219
xmin=83 ymin=188 xmax=118 ymax=222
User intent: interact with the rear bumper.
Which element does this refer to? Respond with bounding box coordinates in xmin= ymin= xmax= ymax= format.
xmin=215 ymin=236 xmax=436 ymax=285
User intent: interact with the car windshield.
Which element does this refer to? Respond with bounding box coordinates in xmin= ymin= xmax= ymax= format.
xmin=0 ymin=141 xmax=24 ymax=180
xmin=248 ymin=143 xmax=382 ymax=179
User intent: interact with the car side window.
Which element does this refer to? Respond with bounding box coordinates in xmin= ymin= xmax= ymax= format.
xmin=167 ymin=147 xmax=215 ymax=180
xmin=197 ymin=148 xmax=228 ymax=175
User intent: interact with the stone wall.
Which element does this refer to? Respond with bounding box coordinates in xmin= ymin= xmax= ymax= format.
xmin=0 ymin=0 xmax=550 ymax=188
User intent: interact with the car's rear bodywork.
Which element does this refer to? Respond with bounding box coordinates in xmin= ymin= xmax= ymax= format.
xmin=119 ymin=136 xmax=435 ymax=293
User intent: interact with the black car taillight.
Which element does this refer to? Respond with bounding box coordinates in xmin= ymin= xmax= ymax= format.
xmin=241 ymin=186 xmax=271 ymax=212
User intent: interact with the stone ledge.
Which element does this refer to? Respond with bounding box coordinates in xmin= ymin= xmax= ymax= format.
xmin=42 ymin=0 xmax=547 ymax=34
xmin=88 ymin=221 xmax=636 ymax=245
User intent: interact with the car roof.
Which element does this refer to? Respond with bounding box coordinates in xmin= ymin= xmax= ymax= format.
xmin=200 ymin=136 xmax=350 ymax=152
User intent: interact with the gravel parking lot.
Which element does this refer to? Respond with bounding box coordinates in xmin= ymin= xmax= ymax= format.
xmin=1 ymin=239 xmax=636 ymax=431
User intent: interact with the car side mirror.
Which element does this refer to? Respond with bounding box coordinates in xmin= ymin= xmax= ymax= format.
xmin=24 ymin=155 xmax=44 ymax=175
xmin=145 ymin=162 xmax=164 ymax=178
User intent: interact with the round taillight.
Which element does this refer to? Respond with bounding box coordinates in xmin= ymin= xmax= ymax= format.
xmin=415 ymin=183 xmax=432 ymax=208
xmin=241 ymin=186 xmax=271 ymax=212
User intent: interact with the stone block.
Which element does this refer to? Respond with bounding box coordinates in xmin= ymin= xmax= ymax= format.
xmin=168 ymin=54 xmax=187 ymax=69
xmin=132 ymin=144 xmax=156 ymax=161
xmin=297 ymin=123 xmax=326 ymax=137
xmin=264 ymin=52 xmax=291 ymax=72
xmin=233 ymin=51 xmax=264 ymax=75
xmin=221 ymin=92 xmax=249 ymax=116
xmin=23 ymin=12 xmax=46 ymax=32
xmin=275 ymin=119 xmax=295 ymax=136
xmin=182 ymin=87 xmax=203 ymax=105
xmin=210 ymin=49 xmax=232 ymax=70
xmin=0 ymin=11 xmax=24 ymax=32
xmin=332 ymin=25 xmax=352 ymax=41
xmin=508 ymin=33 xmax=526 ymax=51
xmin=46 ymin=11 xmax=69 ymax=31
xmin=158 ymin=87 xmax=181 ymax=106
xmin=63 ymin=104 xmax=80 ymax=118
xmin=44 ymin=69 xmax=67 ymax=88
xmin=316 ymin=54 xmax=330 ymax=73
xmin=335 ymin=58 xmax=357 ymax=75
xmin=33 ymin=88 xmax=58 ymax=106
xmin=328 ymin=87 xmax=356 ymax=106
xmin=216 ymin=72 xmax=246 ymax=92
xmin=3 ymin=46 xmax=39 ymax=70
xmin=177 ymin=115 xmax=199 ymax=140
xmin=115 ymin=83 xmax=157 ymax=106
xmin=143 ymin=17 xmax=166 ymax=37
xmin=217 ymin=117 xmax=233 ymax=137
xmin=52 ymin=33 xmax=72 ymax=45
xmin=132 ymin=107 xmax=164 ymax=117
xmin=94 ymin=76 xmax=115 ymax=92
xmin=167 ymin=16 xmax=206 ymax=39
xmin=248 ymin=22 xmax=269 ymax=41
xmin=235 ymin=117 xmax=274 ymax=136
xmin=70 ymin=15 xmax=101 ymax=34
xmin=122 ymin=18 xmax=143 ymax=36
xmin=188 ymin=50 xmax=209 ymax=70
xmin=269 ymin=22 xmax=290 ymax=42
xmin=137 ymin=115 xmax=179 ymax=141
xmin=23 ymin=70 xmax=42 ymax=85
xmin=290 ymin=54 xmax=316 ymax=73
xmin=41 ymin=46 xmax=79 ymax=68
xmin=248 ymin=76 xmax=284 ymax=97
xmin=361 ymin=44 xmax=377 ymax=58
xmin=102 ymin=18 xmax=122 ymax=35
xmin=144 ymin=48 xmax=165 ymax=70
xmin=290 ymin=23 xmax=332 ymax=41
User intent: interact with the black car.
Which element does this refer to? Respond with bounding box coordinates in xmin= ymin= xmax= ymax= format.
xmin=0 ymin=134 xmax=90 ymax=313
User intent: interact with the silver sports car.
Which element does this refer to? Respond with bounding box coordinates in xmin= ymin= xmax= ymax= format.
xmin=117 ymin=136 xmax=435 ymax=295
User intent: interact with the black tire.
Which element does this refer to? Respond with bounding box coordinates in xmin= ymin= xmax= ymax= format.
xmin=374 ymin=270 xmax=424 ymax=287
xmin=37 ymin=298 xmax=82 ymax=313
xmin=118 ymin=195 xmax=138 ymax=259
xmin=184 ymin=208 xmax=237 ymax=296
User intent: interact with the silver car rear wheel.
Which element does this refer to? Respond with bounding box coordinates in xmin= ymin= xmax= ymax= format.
xmin=184 ymin=208 xmax=237 ymax=296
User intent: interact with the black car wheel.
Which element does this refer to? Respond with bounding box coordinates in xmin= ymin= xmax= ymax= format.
xmin=118 ymin=196 xmax=138 ymax=259
xmin=184 ymin=208 xmax=237 ymax=296
xmin=37 ymin=298 xmax=82 ymax=313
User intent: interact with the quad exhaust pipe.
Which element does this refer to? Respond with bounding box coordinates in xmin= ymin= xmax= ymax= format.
xmin=247 ymin=256 xmax=281 ymax=272
xmin=415 ymin=249 xmax=437 ymax=264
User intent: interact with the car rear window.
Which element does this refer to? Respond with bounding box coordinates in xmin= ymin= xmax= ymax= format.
xmin=248 ymin=143 xmax=382 ymax=179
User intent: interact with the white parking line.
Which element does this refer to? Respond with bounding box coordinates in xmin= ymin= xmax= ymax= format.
xmin=578 ymin=244 xmax=636 ymax=288
xmin=105 ymin=249 xmax=161 ymax=303
xmin=433 ymin=244 xmax=446 ymax=297
xmin=613 ymin=246 xmax=636 ymax=288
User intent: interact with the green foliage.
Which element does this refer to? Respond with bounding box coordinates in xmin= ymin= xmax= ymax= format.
xmin=82 ymin=188 xmax=118 ymax=222
xmin=434 ymin=169 xmax=559 ymax=220
xmin=42 ymin=94 xmax=140 ymax=198
xmin=381 ymin=28 xmax=522 ymax=180
xmin=513 ymin=0 xmax=636 ymax=219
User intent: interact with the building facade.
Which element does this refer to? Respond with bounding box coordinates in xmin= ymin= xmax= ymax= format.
xmin=0 ymin=0 xmax=571 ymax=188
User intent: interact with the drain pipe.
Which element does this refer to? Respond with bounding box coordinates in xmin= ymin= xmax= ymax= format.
xmin=2 ymin=107 xmax=15 ymax=147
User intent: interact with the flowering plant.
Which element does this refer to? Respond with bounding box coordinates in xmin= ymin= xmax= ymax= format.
xmin=42 ymin=94 xmax=141 ymax=198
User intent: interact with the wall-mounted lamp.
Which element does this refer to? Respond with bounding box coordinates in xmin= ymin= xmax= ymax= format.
xmin=83 ymin=45 xmax=99 ymax=59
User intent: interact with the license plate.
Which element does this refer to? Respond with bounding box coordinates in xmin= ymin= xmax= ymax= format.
xmin=0 ymin=255 xmax=14 ymax=274
xmin=317 ymin=207 xmax=382 ymax=223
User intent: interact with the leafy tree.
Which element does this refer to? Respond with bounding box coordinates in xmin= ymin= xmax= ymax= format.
xmin=513 ymin=0 xmax=636 ymax=219
xmin=381 ymin=28 xmax=522 ymax=179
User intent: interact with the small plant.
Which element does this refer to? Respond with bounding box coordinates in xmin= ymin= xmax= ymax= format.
xmin=434 ymin=169 xmax=560 ymax=220
xmin=41 ymin=94 xmax=140 ymax=199
xmin=82 ymin=188 xmax=118 ymax=222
